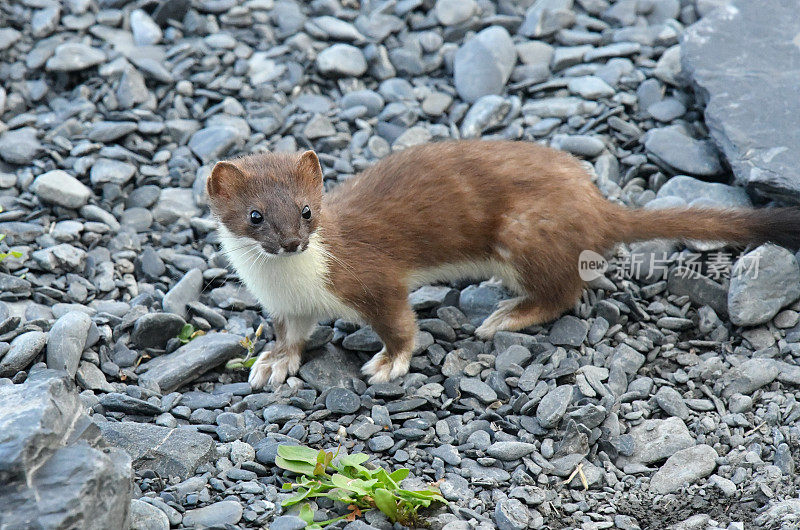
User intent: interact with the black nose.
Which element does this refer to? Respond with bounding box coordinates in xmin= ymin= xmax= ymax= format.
xmin=282 ymin=238 xmax=301 ymax=252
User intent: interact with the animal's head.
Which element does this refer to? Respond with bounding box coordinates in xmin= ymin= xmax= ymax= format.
xmin=207 ymin=150 xmax=323 ymax=255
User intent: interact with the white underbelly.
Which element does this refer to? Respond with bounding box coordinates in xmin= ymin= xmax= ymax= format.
xmin=407 ymin=259 xmax=522 ymax=293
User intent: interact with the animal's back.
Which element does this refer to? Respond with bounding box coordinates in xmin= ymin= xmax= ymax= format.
xmin=324 ymin=140 xmax=609 ymax=271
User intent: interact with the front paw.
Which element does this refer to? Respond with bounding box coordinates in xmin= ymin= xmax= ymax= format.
xmin=362 ymin=348 xmax=411 ymax=384
xmin=248 ymin=353 xmax=301 ymax=390
xmin=248 ymin=359 xmax=272 ymax=390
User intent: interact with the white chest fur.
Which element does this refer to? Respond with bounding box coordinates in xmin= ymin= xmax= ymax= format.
xmin=217 ymin=226 xmax=360 ymax=321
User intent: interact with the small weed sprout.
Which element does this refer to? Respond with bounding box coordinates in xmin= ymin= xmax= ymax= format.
xmin=0 ymin=208 xmax=23 ymax=264
xmin=226 ymin=323 xmax=264 ymax=370
xmin=177 ymin=323 xmax=204 ymax=344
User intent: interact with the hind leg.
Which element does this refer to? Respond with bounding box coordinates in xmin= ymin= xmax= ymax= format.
xmin=475 ymin=256 xmax=584 ymax=340
xmin=475 ymin=295 xmax=577 ymax=340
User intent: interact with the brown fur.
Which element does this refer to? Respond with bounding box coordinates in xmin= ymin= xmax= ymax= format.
xmin=207 ymin=140 xmax=800 ymax=386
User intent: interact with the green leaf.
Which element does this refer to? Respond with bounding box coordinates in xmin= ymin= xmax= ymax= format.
xmin=9 ymin=251 xmax=21 ymax=258
xmin=178 ymin=323 xmax=194 ymax=341
xmin=224 ymin=358 xmax=246 ymax=370
xmin=373 ymin=488 xmax=398 ymax=522
xmin=374 ymin=468 xmax=396 ymax=490
xmin=389 ymin=468 xmax=409 ymax=483
xmin=282 ymin=488 xmax=314 ymax=507
xmin=299 ymin=504 xmax=314 ymax=524
xmin=278 ymin=445 xmax=322 ymax=465
xmin=276 ymin=455 xmax=317 ymax=476
xmin=282 ymin=483 xmax=294 ymax=490
xmin=338 ymin=453 xmax=369 ymax=468
xmin=330 ymin=474 xmax=378 ymax=496
xmin=306 ymin=512 xmax=351 ymax=530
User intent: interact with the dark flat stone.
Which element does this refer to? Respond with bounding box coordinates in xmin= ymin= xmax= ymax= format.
xmin=137 ymin=333 xmax=245 ymax=393
xmin=682 ymin=0 xmax=800 ymax=203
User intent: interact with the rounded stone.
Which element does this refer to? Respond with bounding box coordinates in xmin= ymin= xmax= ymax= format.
xmin=316 ymin=44 xmax=367 ymax=77
xmin=325 ymin=387 xmax=361 ymax=414
xmin=31 ymin=170 xmax=91 ymax=209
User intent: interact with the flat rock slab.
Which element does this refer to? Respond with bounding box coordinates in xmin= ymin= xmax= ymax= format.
xmin=682 ymin=0 xmax=800 ymax=203
xmin=137 ymin=332 xmax=245 ymax=393
xmin=98 ymin=421 xmax=215 ymax=480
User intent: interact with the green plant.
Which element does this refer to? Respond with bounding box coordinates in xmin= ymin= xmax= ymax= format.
xmin=0 ymin=234 xmax=22 ymax=262
xmin=226 ymin=323 xmax=264 ymax=370
xmin=0 ymin=208 xmax=22 ymax=263
xmin=276 ymin=444 xmax=446 ymax=529
xmin=177 ymin=323 xmax=204 ymax=344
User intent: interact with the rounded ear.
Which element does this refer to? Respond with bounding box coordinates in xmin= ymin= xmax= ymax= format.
xmin=207 ymin=161 xmax=244 ymax=200
xmin=297 ymin=150 xmax=323 ymax=188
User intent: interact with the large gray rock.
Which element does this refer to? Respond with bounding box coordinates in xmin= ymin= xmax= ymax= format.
xmin=0 ymin=331 xmax=47 ymax=377
xmin=137 ymin=332 xmax=245 ymax=393
xmin=183 ymin=500 xmax=243 ymax=528
xmin=434 ymin=0 xmax=477 ymax=26
xmin=494 ymin=498 xmax=530 ymax=530
xmin=0 ymin=370 xmax=83 ymax=482
xmin=656 ymin=175 xmax=752 ymax=208
xmin=129 ymin=499 xmax=169 ymax=530
xmin=722 ymin=358 xmax=780 ymax=397
xmin=460 ymin=95 xmax=512 ymax=138
xmin=728 ymin=244 xmax=800 ymax=326
xmin=30 ymin=169 xmax=92 ymax=209
xmin=98 ymin=421 xmax=215 ymax=480
xmin=45 ymin=42 xmax=105 ymax=71
xmin=454 ymin=26 xmax=516 ymax=103
xmin=0 ymin=370 xmax=132 ymax=529
xmin=618 ymin=417 xmax=695 ymax=466
xmin=315 ymin=44 xmax=367 ymax=77
xmin=643 ymin=127 xmax=723 ymax=177
xmin=188 ymin=126 xmax=245 ymax=164
xmin=0 ymin=442 xmax=132 ymax=529
xmin=131 ymin=312 xmax=186 ymax=349
xmin=518 ymin=0 xmax=574 ymax=38
xmin=536 ymin=384 xmax=573 ymax=428
xmin=649 ymin=444 xmax=717 ymax=494
xmin=682 ymin=0 xmax=800 ymax=204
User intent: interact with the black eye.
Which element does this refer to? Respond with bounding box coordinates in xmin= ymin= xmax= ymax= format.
xmin=301 ymin=205 xmax=311 ymax=220
xmin=250 ymin=210 xmax=263 ymax=224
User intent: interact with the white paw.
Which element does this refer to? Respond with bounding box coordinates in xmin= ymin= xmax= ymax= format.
xmin=474 ymin=322 xmax=496 ymax=341
xmin=475 ymin=314 xmax=506 ymax=340
xmin=267 ymin=354 xmax=300 ymax=386
xmin=248 ymin=360 xmax=271 ymax=390
xmin=248 ymin=353 xmax=301 ymax=390
xmin=475 ymin=298 xmax=520 ymax=340
xmin=362 ymin=348 xmax=410 ymax=384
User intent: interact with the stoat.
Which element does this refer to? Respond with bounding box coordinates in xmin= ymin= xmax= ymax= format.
xmin=206 ymin=140 xmax=800 ymax=389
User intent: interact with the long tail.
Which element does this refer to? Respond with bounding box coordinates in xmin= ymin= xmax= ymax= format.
xmin=609 ymin=206 xmax=800 ymax=249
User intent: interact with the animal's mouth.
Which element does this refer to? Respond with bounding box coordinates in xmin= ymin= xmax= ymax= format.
xmin=260 ymin=244 xmax=306 ymax=257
